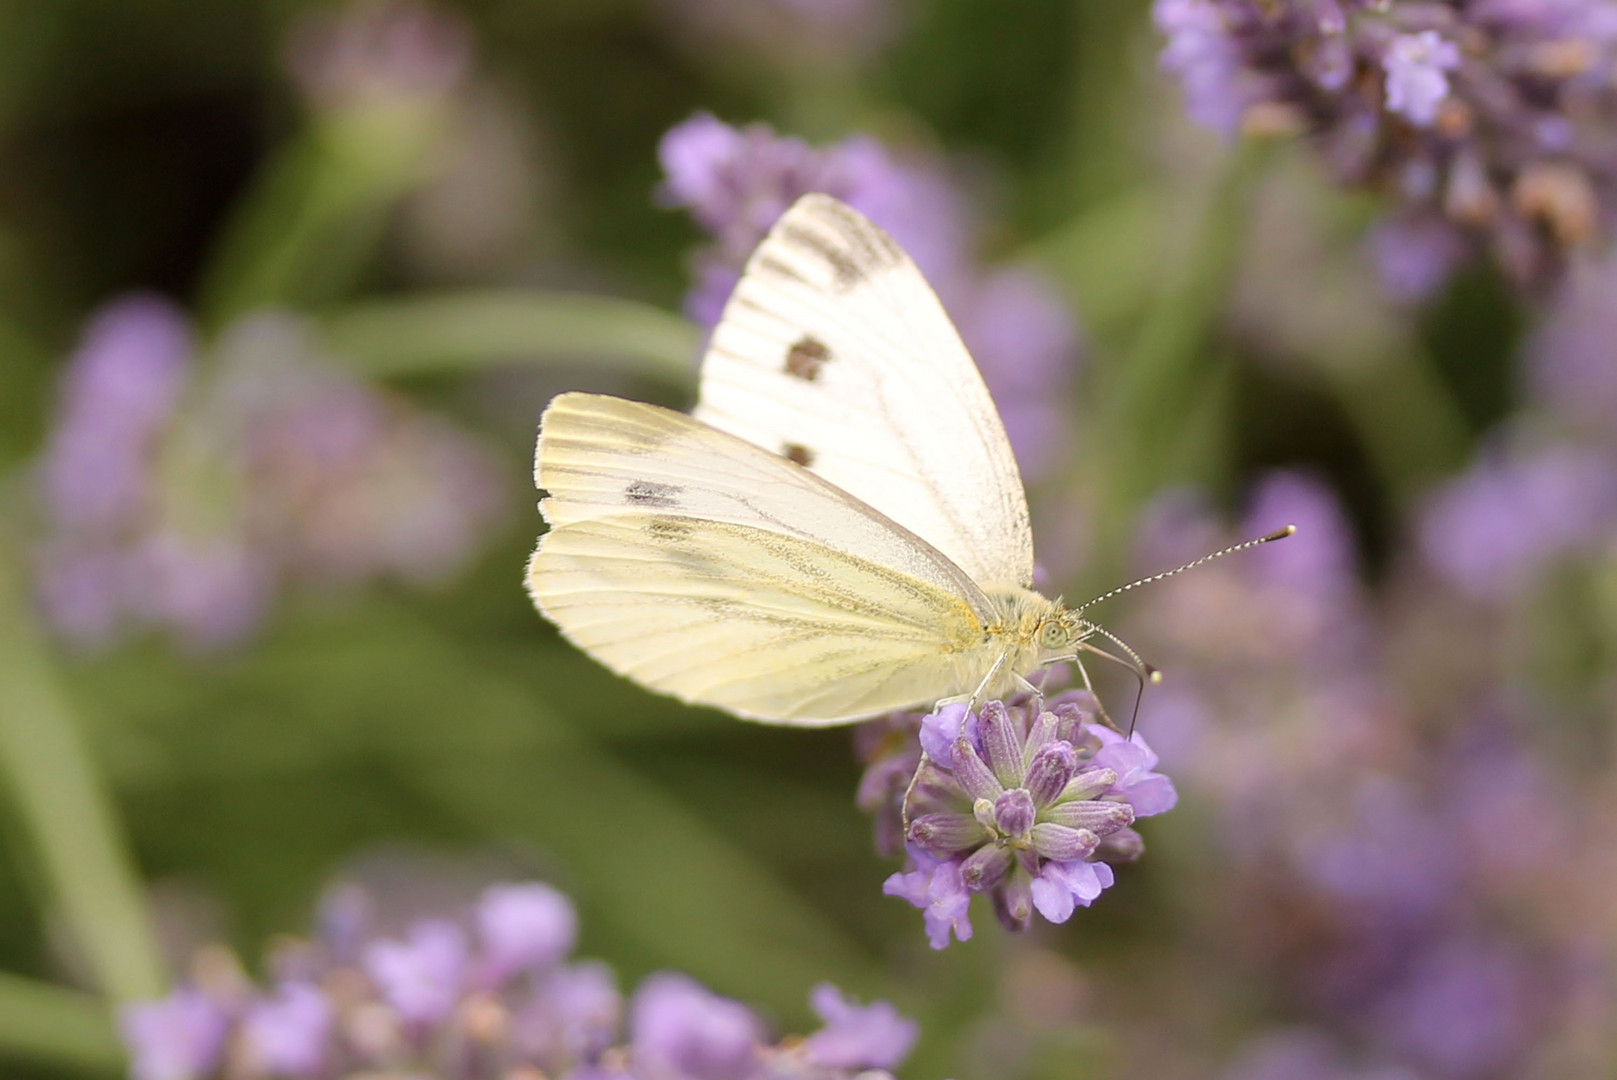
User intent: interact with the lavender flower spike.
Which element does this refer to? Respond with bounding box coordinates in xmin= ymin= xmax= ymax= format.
xmin=119 ymin=879 xmax=920 ymax=1080
xmin=880 ymin=693 xmax=1169 ymax=945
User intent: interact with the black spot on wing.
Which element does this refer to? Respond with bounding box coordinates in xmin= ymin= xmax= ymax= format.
xmin=645 ymin=518 xmax=694 ymax=543
xmin=782 ymin=442 xmax=815 ymax=467
xmin=781 ymin=224 xmax=867 ymax=291
xmin=624 ymin=480 xmax=682 ymax=508
xmin=784 ymin=336 xmax=830 ymax=381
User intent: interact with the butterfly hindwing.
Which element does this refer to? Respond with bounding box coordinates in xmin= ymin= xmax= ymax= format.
xmin=529 ymin=392 xmax=993 ymax=725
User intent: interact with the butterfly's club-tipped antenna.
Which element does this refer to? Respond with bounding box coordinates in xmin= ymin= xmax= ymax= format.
xmin=1074 ymin=525 xmax=1297 ymax=615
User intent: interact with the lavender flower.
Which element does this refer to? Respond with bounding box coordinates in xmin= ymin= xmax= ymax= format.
xmin=120 ymin=988 xmax=228 ymax=1080
xmin=286 ymin=0 xmax=471 ymax=115
xmin=117 ymin=881 xmax=919 ymax=1080
xmin=658 ymin=114 xmax=1081 ymax=478
xmin=801 ymin=983 xmax=918 ymax=1071
xmin=873 ymin=693 xmax=1175 ymax=946
xmin=1152 ymin=0 xmax=1617 ymax=292
xmin=1418 ymin=441 xmax=1617 ymax=602
xmin=30 ymin=302 xmax=507 ymax=652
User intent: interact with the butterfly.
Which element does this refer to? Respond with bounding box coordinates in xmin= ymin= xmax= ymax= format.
xmin=526 ymin=193 xmax=1286 ymax=726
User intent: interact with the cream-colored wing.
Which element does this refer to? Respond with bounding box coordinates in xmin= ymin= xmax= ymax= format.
xmin=528 ymin=392 xmax=994 ymax=725
xmin=694 ymin=193 xmax=1035 ymax=591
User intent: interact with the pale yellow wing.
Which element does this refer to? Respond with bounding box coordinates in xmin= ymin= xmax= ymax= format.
xmin=694 ymin=193 xmax=1036 ymax=591
xmin=527 ymin=392 xmax=993 ymax=725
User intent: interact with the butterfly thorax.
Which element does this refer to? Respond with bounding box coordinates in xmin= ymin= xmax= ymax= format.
xmin=973 ymin=588 xmax=1081 ymax=686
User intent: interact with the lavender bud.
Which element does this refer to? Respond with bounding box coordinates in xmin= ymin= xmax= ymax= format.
xmin=977 ymin=700 xmax=1025 ymax=787
xmin=1030 ymin=824 xmax=1101 ymax=863
xmin=1040 ymin=800 xmax=1135 ymax=836
xmin=972 ymin=797 xmax=997 ymax=833
xmin=1024 ymin=741 xmax=1078 ymax=806
xmin=951 ymin=738 xmax=1005 ymax=802
xmin=1097 ymin=827 xmax=1146 ymax=863
xmin=1061 ymin=767 xmax=1119 ymax=803
xmin=959 ymin=845 xmax=1014 ymax=893
xmin=908 ymin=813 xmax=986 ymax=854
xmin=993 ymin=789 xmax=1037 ymax=839
xmin=997 ymin=874 xmax=1035 ymax=932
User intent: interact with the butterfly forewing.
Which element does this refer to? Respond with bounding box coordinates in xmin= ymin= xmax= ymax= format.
xmin=694 ymin=193 xmax=1036 ymax=591
xmin=529 ymin=392 xmax=994 ymax=725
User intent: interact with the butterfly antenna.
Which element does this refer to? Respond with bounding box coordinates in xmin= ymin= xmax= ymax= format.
xmin=1074 ymin=525 xmax=1297 ymax=614
xmin=1072 ymin=638 xmax=1148 ymax=735
xmin=1077 ymin=623 xmax=1162 ymax=737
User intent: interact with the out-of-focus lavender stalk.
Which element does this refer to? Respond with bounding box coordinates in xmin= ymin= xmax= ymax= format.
xmin=119 ymin=881 xmax=919 ymax=1080
xmin=31 ymin=299 xmax=507 ymax=653
xmin=1153 ymin=0 xmax=1617 ymax=296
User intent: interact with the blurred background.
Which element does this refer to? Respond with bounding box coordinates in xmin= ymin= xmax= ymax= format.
xmin=2 ymin=1 xmax=1615 ymax=1077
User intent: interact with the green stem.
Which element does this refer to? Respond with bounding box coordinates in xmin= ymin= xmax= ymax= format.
xmin=1090 ymin=142 xmax=1268 ymax=575
xmin=0 ymin=541 xmax=165 ymax=1005
xmin=318 ymin=290 xmax=701 ymax=385
xmin=0 ymin=972 xmax=122 ymax=1074
xmin=1323 ymin=346 xmax=1473 ymax=504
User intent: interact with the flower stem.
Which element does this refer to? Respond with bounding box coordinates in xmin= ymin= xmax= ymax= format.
xmin=0 ymin=971 xmax=122 ymax=1074
xmin=0 ymin=537 xmax=164 ymax=1005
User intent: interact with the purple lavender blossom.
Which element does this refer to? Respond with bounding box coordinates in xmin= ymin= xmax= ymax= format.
xmin=1367 ymin=216 xmax=1471 ymax=303
xmin=1154 ymin=0 xmax=1252 ymax=136
xmin=1382 ymin=32 xmax=1461 ymax=128
xmin=241 ymin=982 xmax=332 ymax=1078
xmin=362 ymin=918 xmax=469 ymax=1024
xmin=286 ymin=0 xmax=471 ymax=114
xmin=630 ymin=973 xmax=766 ymax=1080
xmin=658 ymin=114 xmax=1081 ymax=479
xmin=1151 ymin=0 xmax=1617 ymax=290
xmin=876 ymin=693 xmax=1171 ymax=946
xmin=120 ymin=988 xmax=228 ymax=1080
xmin=119 ymin=880 xmax=916 ymax=1080
xmin=1418 ymin=442 xmax=1617 ymax=602
xmin=30 ymin=304 xmax=507 ymax=652
xmin=37 ymin=295 xmax=193 ymax=534
xmin=1373 ymin=935 xmax=1533 ymax=1078
xmin=476 ymin=881 xmax=578 ymax=980
xmin=1527 ymin=254 xmax=1617 ymax=434
xmin=802 ymin=983 xmax=918 ymax=1071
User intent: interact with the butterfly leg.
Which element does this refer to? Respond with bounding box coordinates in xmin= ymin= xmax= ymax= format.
xmin=932 ymin=650 xmax=1011 ymax=716
xmin=1040 ymin=650 xmax=1124 ymax=733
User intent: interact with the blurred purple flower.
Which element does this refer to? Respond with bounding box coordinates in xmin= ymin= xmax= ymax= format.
xmin=241 ymin=982 xmax=331 ymax=1078
xmin=1150 ymin=0 xmax=1617 ymax=290
xmin=37 ymin=294 xmax=192 ymax=534
xmin=1367 ymin=217 xmax=1470 ymax=303
xmin=659 ymin=114 xmax=1081 ymax=479
xmin=1373 ymin=935 xmax=1534 ymax=1078
xmin=1382 ymin=32 xmax=1460 ymax=128
xmin=287 ymin=0 xmax=471 ymax=113
xmin=1527 ymin=254 xmax=1617 ymax=434
xmin=29 ymin=304 xmax=507 ymax=652
xmin=1154 ymin=0 xmax=1251 ymax=136
xmin=120 ymin=988 xmax=228 ymax=1080
xmin=1418 ymin=442 xmax=1617 ymax=602
xmin=802 ymin=983 xmax=918 ymax=1071
xmin=362 ymin=918 xmax=469 ymax=1024
xmin=120 ymin=879 xmax=915 ymax=1080
xmin=476 ymin=881 xmax=578 ymax=981
xmin=629 ymin=973 xmax=765 ymax=1080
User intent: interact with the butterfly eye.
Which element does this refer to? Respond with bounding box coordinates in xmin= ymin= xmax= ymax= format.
xmin=1038 ymin=621 xmax=1070 ymax=650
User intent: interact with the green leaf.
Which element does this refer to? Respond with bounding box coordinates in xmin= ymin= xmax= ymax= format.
xmin=319 ymin=289 xmax=700 ymax=385
xmin=0 ymin=542 xmax=165 ymax=1005
xmin=0 ymin=972 xmax=122 ymax=1075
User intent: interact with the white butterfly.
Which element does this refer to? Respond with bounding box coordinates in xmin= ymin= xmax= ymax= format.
xmin=527 ymin=194 xmax=1267 ymax=726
